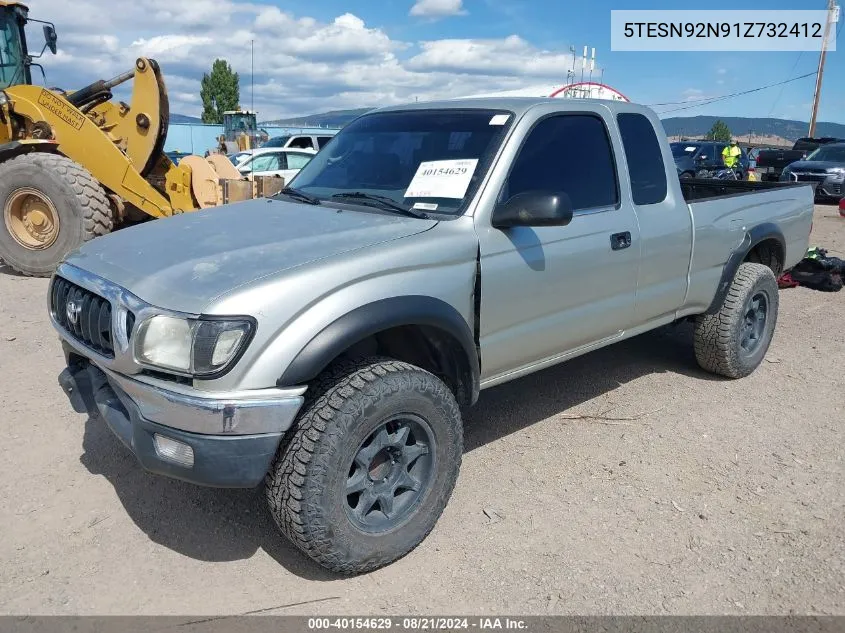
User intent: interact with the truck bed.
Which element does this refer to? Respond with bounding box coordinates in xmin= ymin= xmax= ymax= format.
xmin=680 ymin=178 xmax=814 ymax=203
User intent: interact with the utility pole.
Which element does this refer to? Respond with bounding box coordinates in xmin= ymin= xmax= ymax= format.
xmin=808 ymin=0 xmax=837 ymax=137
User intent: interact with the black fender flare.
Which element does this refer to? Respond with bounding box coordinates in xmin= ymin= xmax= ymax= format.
xmin=704 ymin=222 xmax=785 ymax=314
xmin=277 ymin=296 xmax=480 ymax=403
xmin=0 ymin=140 xmax=60 ymax=162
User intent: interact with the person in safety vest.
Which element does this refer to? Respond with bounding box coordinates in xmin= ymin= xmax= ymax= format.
xmin=722 ymin=139 xmax=741 ymax=169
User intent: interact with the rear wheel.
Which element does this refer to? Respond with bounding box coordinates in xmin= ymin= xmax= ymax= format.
xmin=0 ymin=153 xmax=113 ymax=276
xmin=265 ymin=357 xmax=463 ymax=574
xmin=694 ymin=262 xmax=779 ymax=378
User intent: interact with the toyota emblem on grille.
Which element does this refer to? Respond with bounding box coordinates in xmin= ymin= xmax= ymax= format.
xmin=66 ymin=300 xmax=82 ymax=325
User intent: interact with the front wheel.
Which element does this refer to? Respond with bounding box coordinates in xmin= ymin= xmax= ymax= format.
xmin=694 ymin=262 xmax=779 ymax=378
xmin=0 ymin=153 xmax=112 ymax=276
xmin=265 ymin=357 xmax=463 ymax=574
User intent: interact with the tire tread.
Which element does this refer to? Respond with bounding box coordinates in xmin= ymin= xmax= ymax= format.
xmin=265 ymin=356 xmax=462 ymax=575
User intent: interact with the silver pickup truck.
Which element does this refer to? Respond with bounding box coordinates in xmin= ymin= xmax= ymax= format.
xmin=48 ymin=97 xmax=814 ymax=574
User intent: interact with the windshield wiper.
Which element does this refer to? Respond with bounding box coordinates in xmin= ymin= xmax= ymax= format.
xmin=331 ymin=192 xmax=429 ymax=219
xmin=276 ymin=187 xmax=322 ymax=205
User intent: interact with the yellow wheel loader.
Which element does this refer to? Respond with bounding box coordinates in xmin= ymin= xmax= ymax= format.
xmin=0 ymin=1 xmax=279 ymax=276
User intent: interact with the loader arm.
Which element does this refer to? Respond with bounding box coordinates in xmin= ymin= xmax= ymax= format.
xmin=86 ymin=58 xmax=170 ymax=178
xmin=2 ymin=57 xmax=199 ymax=217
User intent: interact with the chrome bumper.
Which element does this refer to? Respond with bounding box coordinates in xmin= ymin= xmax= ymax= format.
xmin=103 ymin=365 xmax=305 ymax=436
xmin=58 ymin=359 xmax=305 ymax=488
xmin=61 ymin=343 xmax=305 ymax=436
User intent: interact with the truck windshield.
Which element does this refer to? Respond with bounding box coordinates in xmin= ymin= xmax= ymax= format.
xmin=287 ymin=109 xmax=514 ymax=215
xmin=805 ymin=145 xmax=845 ymax=162
xmin=0 ymin=8 xmax=26 ymax=89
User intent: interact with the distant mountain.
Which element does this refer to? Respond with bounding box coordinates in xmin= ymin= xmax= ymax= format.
xmin=660 ymin=115 xmax=845 ymax=142
xmin=170 ymin=113 xmax=202 ymax=124
xmin=261 ymin=108 xmax=373 ymax=128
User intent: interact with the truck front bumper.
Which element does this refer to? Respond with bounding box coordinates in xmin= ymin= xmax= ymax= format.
xmin=58 ymin=360 xmax=305 ymax=488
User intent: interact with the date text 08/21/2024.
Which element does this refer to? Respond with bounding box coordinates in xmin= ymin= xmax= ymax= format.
xmin=307 ymin=617 xmax=528 ymax=630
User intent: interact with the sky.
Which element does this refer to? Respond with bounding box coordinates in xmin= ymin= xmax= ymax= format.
xmin=25 ymin=0 xmax=844 ymax=124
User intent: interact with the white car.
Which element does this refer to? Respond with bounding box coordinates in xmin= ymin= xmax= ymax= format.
xmin=261 ymin=132 xmax=337 ymax=152
xmin=228 ymin=151 xmax=253 ymax=166
xmin=235 ymin=148 xmax=315 ymax=183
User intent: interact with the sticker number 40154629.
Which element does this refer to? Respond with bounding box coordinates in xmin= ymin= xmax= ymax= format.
xmin=404 ymin=159 xmax=479 ymax=199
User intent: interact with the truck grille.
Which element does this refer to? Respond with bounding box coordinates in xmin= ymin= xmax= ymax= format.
xmin=50 ymin=276 xmax=131 ymax=358
xmin=795 ymin=174 xmax=828 ymax=183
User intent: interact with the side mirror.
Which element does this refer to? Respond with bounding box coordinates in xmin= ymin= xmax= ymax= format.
xmin=43 ymin=25 xmax=58 ymax=55
xmin=492 ymin=191 xmax=573 ymax=229
xmin=695 ymin=154 xmax=707 ymax=162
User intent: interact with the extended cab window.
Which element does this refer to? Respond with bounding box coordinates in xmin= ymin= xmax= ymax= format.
xmin=501 ymin=114 xmax=618 ymax=212
xmin=617 ymin=113 xmax=668 ymax=205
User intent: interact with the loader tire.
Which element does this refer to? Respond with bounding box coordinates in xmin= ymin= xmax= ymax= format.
xmin=265 ymin=356 xmax=462 ymax=575
xmin=0 ymin=153 xmax=113 ymax=277
xmin=694 ymin=262 xmax=779 ymax=379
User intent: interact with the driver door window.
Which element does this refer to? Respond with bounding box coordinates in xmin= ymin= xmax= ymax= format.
xmin=499 ymin=114 xmax=619 ymax=211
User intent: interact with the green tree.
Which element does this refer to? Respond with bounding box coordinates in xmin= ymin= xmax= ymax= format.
xmin=707 ymin=120 xmax=732 ymax=142
xmin=200 ymin=59 xmax=240 ymax=124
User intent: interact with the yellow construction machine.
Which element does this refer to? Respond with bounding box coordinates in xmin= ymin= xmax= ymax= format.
xmin=0 ymin=1 xmax=280 ymax=276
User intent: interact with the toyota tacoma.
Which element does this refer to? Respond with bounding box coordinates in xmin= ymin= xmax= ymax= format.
xmin=48 ymin=97 xmax=815 ymax=574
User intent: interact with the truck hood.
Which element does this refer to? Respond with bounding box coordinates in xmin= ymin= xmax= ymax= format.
xmin=63 ymin=198 xmax=438 ymax=313
xmin=783 ymin=160 xmax=845 ymax=172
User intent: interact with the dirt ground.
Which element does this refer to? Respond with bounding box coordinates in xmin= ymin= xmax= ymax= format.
xmin=0 ymin=204 xmax=843 ymax=616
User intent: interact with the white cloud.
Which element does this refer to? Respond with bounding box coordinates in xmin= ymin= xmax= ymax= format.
xmin=410 ymin=0 xmax=467 ymax=18
xmin=408 ymin=35 xmax=580 ymax=78
xmin=27 ymin=0 xmax=591 ymax=121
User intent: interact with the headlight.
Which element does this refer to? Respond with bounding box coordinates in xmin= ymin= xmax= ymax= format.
xmin=136 ymin=315 xmax=254 ymax=376
xmin=828 ymin=167 xmax=845 ymax=177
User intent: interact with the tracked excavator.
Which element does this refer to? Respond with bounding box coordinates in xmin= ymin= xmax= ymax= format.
xmin=0 ymin=1 xmax=281 ymax=276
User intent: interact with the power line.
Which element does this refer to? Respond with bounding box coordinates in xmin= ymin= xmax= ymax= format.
xmin=653 ymin=72 xmax=816 ymax=114
xmin=766 ymin=51 xmax=804 ymax=118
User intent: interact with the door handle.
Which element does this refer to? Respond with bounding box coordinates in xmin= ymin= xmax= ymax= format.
xmin=610 ymin=231 xmax=632 ymax=251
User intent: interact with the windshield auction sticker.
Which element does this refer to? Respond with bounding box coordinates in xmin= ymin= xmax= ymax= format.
xmin=611 ymin=10 xmax=836 ymax=51
xmin=405 ymin=159 xmax=479 ymax=199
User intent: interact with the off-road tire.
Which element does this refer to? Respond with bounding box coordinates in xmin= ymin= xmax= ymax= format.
xmin=694 ymin=262 xmax=779 ymax=378
xmin=265 ymin=356 xmax=463 ymax=575
xmin=0 ymin=153 xmax=112 ymax=276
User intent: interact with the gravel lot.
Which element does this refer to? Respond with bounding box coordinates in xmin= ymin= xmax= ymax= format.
xmin=0 ymin=204 xmax=843 ymax=616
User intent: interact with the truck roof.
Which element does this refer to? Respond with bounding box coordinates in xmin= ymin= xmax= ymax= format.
xmin=374 ymin=96 xmax=655 ymax=118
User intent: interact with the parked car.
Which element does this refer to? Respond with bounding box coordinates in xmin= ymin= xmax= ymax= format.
xmin=756 ymin=137 xmax=844 ymax=182
xmin=261 ymin=132 xmax=337 ymax=152
xmin=234 ymin=148 xmax=315 ymax=183
xmin=227 ymin=151 xmax=253 ymax=166
xmin=49 ymin=97 xmax=814 ymax=575
xmin=779 ymin=142 xmax=845 ymax=201
xmin=670 ymin=141 xmax=750 ymax=179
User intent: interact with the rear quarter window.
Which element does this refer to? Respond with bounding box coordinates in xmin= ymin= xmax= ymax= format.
xmin=616 ymin=113 xmax=668 ymax=206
